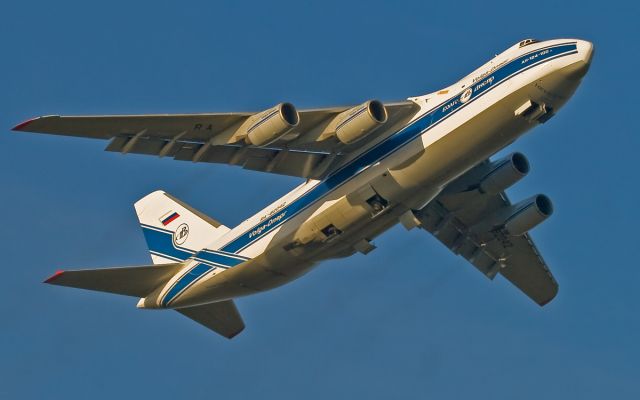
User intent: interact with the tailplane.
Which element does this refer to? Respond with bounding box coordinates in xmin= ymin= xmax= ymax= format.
xmin=43 ymin=190 xmax=246 ymax=339
xmin=177 ymin=301 xmax=245 ymax=338
xmin=44 ymin=263 xmax=184 ymax=297
xmin=45 ymin=264 xmax=245 ymax=339
xmin=134 ymin=190 xmax=230 ymax=264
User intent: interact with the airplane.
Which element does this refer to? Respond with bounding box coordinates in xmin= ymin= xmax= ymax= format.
xmin=13 ymin=38 xmax=593 ymax=339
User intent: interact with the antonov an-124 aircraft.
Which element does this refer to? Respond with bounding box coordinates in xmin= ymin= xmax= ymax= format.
xmin=14 ymin=38 xmax=593 ymax=338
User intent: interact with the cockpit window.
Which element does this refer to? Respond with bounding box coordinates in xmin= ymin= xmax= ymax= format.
xmin=519 ymin=39 xmax=539 ymax=48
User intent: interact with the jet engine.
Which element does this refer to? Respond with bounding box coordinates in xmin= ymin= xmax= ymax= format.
xmin=333 ymin=100 xmax=388 ymax=144
xmin=473 ymin=194 xmax=553 ymax=237
xmin=478 ymin=152 xmax=530 ymax=194
xmin=502 ymin=194 xmax=553 ymax=236
xmin=244 ymin=103 xmax=299 ymax=146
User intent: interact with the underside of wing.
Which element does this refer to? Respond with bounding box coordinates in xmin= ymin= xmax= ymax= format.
xmin=176 ymin=300 xmax=245 ymax=339
xmin=14 ymin=100 xmax=419 ymax=179
xmin=413 ymin=153 xmax=558 ymax=306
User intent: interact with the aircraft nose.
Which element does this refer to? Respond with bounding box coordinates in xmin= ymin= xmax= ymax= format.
xmin=577 ymin=40 xmax=594 ymax=65
xmin=561 ymin=39 xmax=594 ymax=80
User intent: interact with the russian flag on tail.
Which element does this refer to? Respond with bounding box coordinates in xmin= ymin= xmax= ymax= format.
xmin=160 ymin=211 xmax=180 ymax=226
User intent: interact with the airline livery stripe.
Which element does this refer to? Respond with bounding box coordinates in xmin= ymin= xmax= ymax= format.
xmin=140 ymin=225 xmax=250 ymax=264
xmin=160 ymin=263 xmax=200 ymax=306
xmin=201 ymin=249 xmax=250 ymax=260
xmin=141 ymin=226 xmax=194 ymax=260
xmin=196 ymin=251 xmax=246 ymax=266
xmin=161 ymin=263 xmax=213 ymax=306
xmin=149 ymin=251 xmax=183 ymax=262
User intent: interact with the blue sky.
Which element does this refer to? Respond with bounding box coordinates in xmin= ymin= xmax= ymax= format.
xmin=2 ymin=1 xmax=638 ymax=398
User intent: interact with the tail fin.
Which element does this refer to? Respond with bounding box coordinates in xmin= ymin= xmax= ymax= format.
xmin=134 ymin=190 xmax=230 ymax=264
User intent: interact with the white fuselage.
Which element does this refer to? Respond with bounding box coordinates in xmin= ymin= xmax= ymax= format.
xmin=153 ymin=38 xmax=593 ymax=309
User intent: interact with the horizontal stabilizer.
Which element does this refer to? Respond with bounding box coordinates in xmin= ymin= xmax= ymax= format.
xmin=44 ymin=263 xmax=184 ymax=297
xmin=177 ymin=300 xmax=245 ymax=339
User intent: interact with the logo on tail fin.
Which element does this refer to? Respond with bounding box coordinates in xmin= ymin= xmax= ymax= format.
xmin=173 ymin=223 xmax=189 ymax=246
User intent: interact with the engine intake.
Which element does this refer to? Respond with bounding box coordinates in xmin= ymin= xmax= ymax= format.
xmin=244 ymin=102 xmax=299 ymax=146
xmin=479 ymin=152 xmax=530 ymax=194
xmin=334 ymin=100 xmax=388 ymax=144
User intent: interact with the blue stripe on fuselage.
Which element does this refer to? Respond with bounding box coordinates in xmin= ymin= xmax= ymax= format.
xmin=161 ymin=263 xmax=212 ymax=306
xmin=140 ymin=224 xmax=249 ymax=266
xmin=195 ymin=250 xmax=246 ymax=267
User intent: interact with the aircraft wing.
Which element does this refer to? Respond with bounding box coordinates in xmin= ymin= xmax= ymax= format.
xmin=13 ymin=101 xmax=418 ymax=179
xmin=413 ymin=163 xmax=558 ymax=306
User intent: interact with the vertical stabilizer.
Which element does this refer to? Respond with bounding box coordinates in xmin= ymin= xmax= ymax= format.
xmin=134 ymin=190 xmax=230 ymax=264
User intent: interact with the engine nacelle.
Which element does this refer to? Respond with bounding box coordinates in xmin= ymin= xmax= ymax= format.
xmin=502 ymin=194 xmax=554 ymax=236
xmin=334 ymin=100 xmax=388 ymax=144
xmin=471 ymin=194 xmax=553 ymax=238
xmin=244 ymin=102 xmax=299 ymax=146
xmin=479 ymin=152 xmax=530 ymax=194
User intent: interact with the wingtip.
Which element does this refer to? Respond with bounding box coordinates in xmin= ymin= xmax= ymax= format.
xmin=12 ymin=117 xmax=39 ymax=131
xmin=538 ymin=290 xmax=559 ymax=307
xmin=44 ymin=270 xmax=65 ymax=284
xmin=226 ymin=326 xmax=245 ymax=339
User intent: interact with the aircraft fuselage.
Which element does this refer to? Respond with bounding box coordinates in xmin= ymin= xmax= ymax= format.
xmin=145 ymin=39 xmax=593 ymax=309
